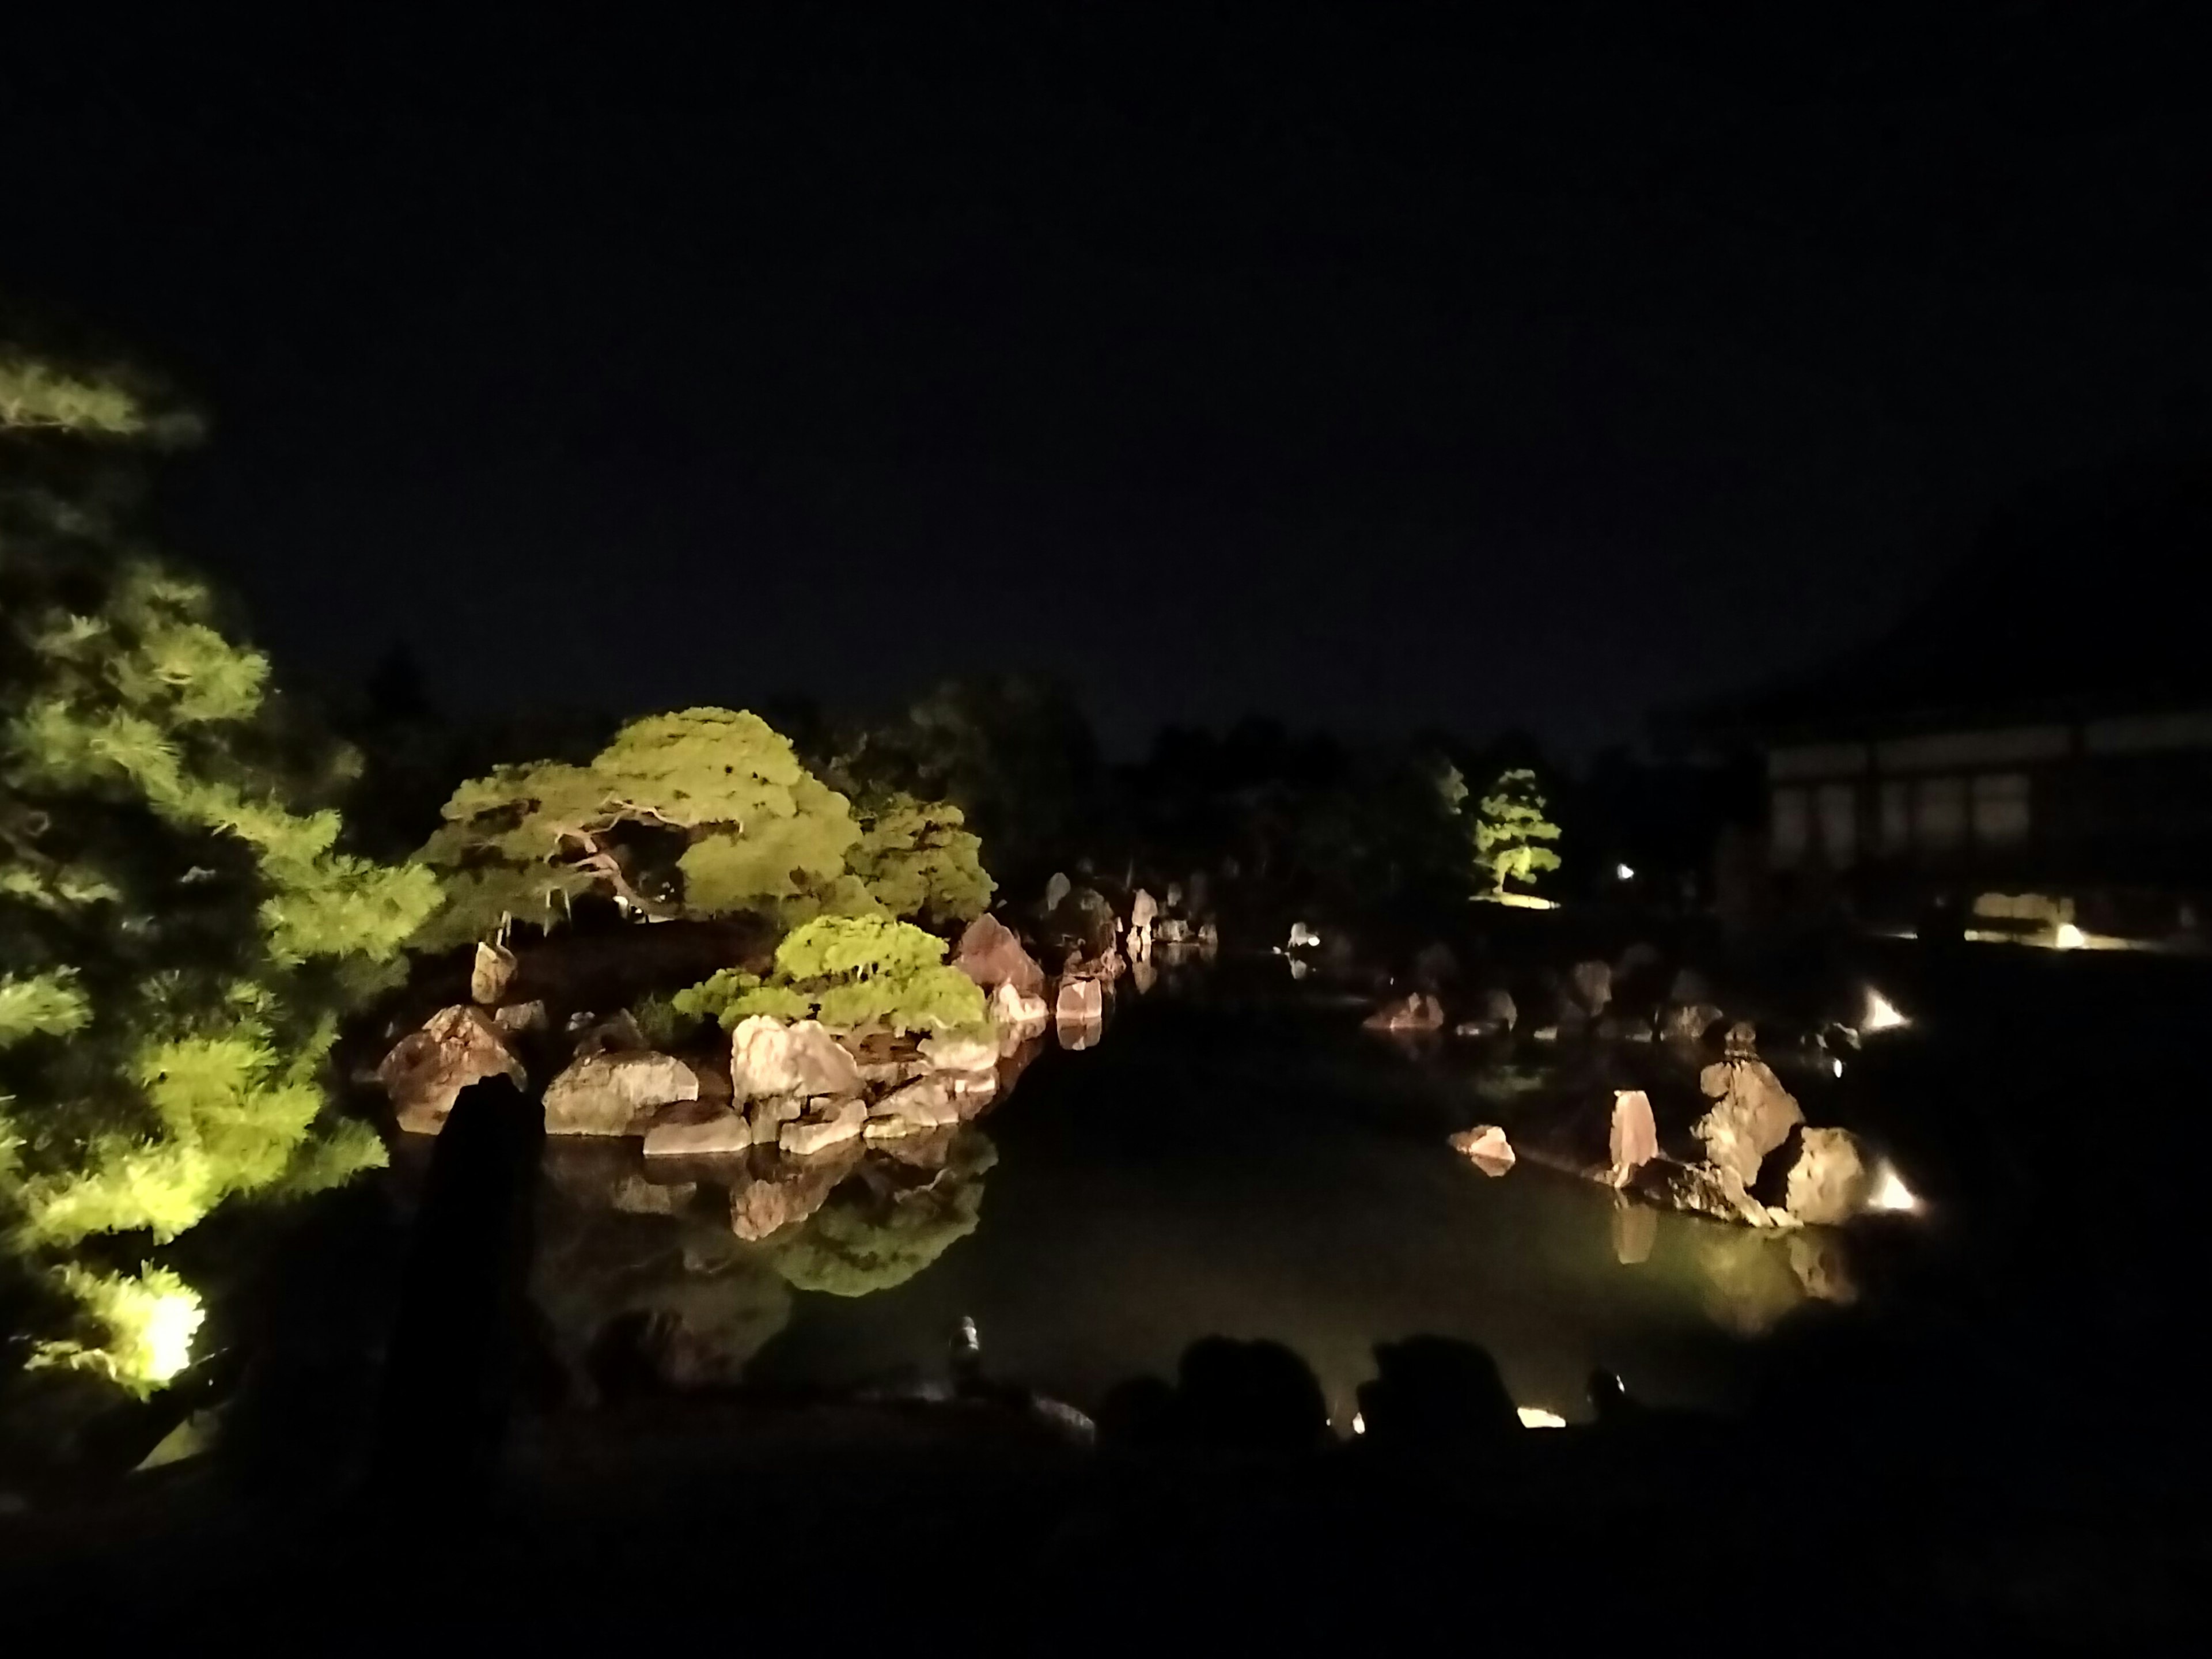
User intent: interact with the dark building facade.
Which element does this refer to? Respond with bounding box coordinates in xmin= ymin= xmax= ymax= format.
xmin=1694 ymin=446 xmax=2212 ymax=945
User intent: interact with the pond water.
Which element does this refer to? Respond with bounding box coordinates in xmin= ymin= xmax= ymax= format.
xmin=535 ymin=961 xmax=1852 ymax=1426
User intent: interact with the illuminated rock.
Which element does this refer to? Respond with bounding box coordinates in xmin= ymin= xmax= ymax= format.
xmin=1449 ymin=1123 xmax=1516 ymax=1175
xmin=1641 ymin=1158 xmax=1787 ymax=1228
xmin=1056 ymin=976 xmax=1105 ymax=1027
xmin=952 ymin=913 xmax=1046 ymax=999
xmin=728 ymin=1016 xmax=862 ymax=1101
xmin=1779 ymin=1126 xmax=1873 ymax=1226
xmin=378 ymin=1005 xmax=527 ymax=1134
xmin=988 ymin=980 xmax=1050 ymax=1031
xmin=747 ymin=1095 xmax=802 ymax=1146
xmin=1363 ymin=992 xmax=1445 ymax=1033
xmin=1694 ymin=1044 xmax=1803 ymax=1187
xmin=868 ymin=1077 xmax=961 ymax=1134
xmin=544 ymin=1049 xmax=698 ymax=1135
xmin=779 ymin=1097 xmax=868 ymax=1157
xmin=919 ymin=1030 xmax=997 ymax=1074
xmin=471 ymin=940 xmax=518 ymax=1005
xmin=642 ymin=1108 xmax=751 ymax=1158
xmin=1132 ymin=888 xmax=1159 ymax=930
xmin=1607 ymin=1089 xmax=1658 ymax=1184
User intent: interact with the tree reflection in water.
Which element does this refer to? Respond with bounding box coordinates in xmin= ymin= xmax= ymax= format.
xmin=531 ymin=1129 xmax=999 ymax=1397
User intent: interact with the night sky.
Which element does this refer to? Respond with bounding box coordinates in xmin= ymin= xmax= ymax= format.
xmin=3 ymin=6 xmax=2205 ymax=754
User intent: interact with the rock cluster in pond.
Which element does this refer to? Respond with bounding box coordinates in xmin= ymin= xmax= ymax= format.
xmin=376 ymin=1005 xmax=528 ymax=1135
xmin=378 ymin=895 xmax=1152 ymax=1259
xmin=1387 ymin=931 xmax=1899 ymax=1233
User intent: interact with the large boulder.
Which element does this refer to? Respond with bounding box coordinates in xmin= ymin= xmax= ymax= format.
xmin=779 ymin=1097 xmax=868 ymax=1158
xmin=1131 ymin=888 xmax=1158 ymax=929
xmin=377 ymin=1005 xmax=527 ymax=1135
xmin=729 ymin=1016 xmax=862 ymax=1100
xmin=642 ymin=1109 xmax=752 ymax=1159
xmin=1449 ymin=1124 xmax=1516 ymax=1176
xmin=544 ymin=1050 xmax=699 ymax=1136
xmin=1055 ymin=976 xmax=1104 ymax=1028
xmin=1693 ymin=1045 xmax=1804 ymax=1187
xmin=866 ymin=1077 xmax=961 ymax=1137
xmin=953 ymin=914 xmax=1046 ymax=999
xmin=1607 ymin=1089 xmax=1658 ymax=1185
xmin=1781 ymin=1127 xmax=1873 ymax=1226
xmin=919 ymin=1030 xmax=997 ymax=1075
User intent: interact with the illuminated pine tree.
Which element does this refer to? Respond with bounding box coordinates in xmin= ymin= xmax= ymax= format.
xmin=414 ymin=707 xmax=872 ymax=949
xmin=1 ymin=339 xmax=439 ymax=1392
xmin=843 ymin=791 xmax=994 ymax=929
xmin=1472 ymin=767 xmax=1562 ymax=897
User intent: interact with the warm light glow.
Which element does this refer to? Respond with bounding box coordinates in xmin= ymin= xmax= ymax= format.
xmin=1865 ymin=1162 xmax=1919 ymax=1214
xmin=1350 ymin=1411 xmax=1366 ymax=1435
xmin=1831 ymin=1057 xmax=1843 ymax=1078
xmin=1516 ymin=1406 xmax=1567 ymax=1429
xmin=1615 ymin=862 xmax=1635 ymax=881
xmin=141 ymin=1288 xmax=203 ymax=1383
xmin=1862 ymin=987 xmax=1908 ymax=1033
xmin=34 ymin=1265 xmax=206 ymax=1395
xmin=2052 ymin=922 xmax=2086 ymax=950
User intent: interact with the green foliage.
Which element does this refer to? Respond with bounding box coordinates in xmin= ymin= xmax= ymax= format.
xmin=1473 ymin=767 xmax=1562 ymax=896
xmin=772 ymin=1132 xmax=997 ymax=1297
xmin=26 ymin=1263 xmax=204 ymax=1395
xmin=2 ymin=338 xmax=426 ymax=1376
xmin=0 ymin=352 xmax=151 ymax=439
xmin=674 ymin=914 xmax=987 ymax=1037
xmin=844 ymin=791 xmax=995 ymax=927
xmin=416 ymin=707 xmax=865 ymax=948
xmin=816 ymin=676 xmax=1095 ymax=894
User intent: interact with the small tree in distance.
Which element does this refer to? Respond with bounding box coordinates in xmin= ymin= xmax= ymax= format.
xmin=1473 ymin=767 xmax=1562 ymax=899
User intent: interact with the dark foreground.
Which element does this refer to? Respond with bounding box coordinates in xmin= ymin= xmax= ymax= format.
xmin=5 ymin=938 xmax=2210 ymax=1645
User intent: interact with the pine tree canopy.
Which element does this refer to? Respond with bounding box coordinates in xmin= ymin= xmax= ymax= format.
xmin=672 ymin=914 xmax=988 ymax=1038
xmin=1473 ymin=767 xmax=1563 ymax=896
xmin=844 ymin=791 xmax=995 ymax=928
xmin=2 ymin=342 xmax=437 ymax=1391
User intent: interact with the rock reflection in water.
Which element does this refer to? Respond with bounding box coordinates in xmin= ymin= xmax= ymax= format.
xmin=1691 ymin=1224 xmax=1857 ymax=1336
xmin=772 ymin=1134 xmax=998 ymax=1298
xmin=533 ymin=1127 xmax=1000 ymax=1397
xmin=1611 ymin=1196 xmax=1657 ymax=1265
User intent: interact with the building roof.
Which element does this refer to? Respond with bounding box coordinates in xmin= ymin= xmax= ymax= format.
xmin=1684 ymin=445 xmax=2212 ymax=744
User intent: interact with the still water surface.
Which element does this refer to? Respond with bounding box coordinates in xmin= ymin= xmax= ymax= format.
xmin=699 ymin=970 xmax=1834 ymax=1426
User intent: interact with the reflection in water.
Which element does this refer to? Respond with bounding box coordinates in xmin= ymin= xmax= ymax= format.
xmin=532 ymin=1128 xmax=999 ymax=1394
xmin=1611 ymin=1196 xmax=1657 ymax=1265
xmin=772 ymin=1134 xmax=998 ymax=1298
xmin=528 ymin=984 xmax=1873 ymax=1416
xmin=1692 ymin=1224 xmax=1857 ymax=1335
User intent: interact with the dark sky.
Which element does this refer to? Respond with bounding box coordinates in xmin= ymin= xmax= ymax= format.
xmin=3 ymin=6 xmax=2205 ymax=754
